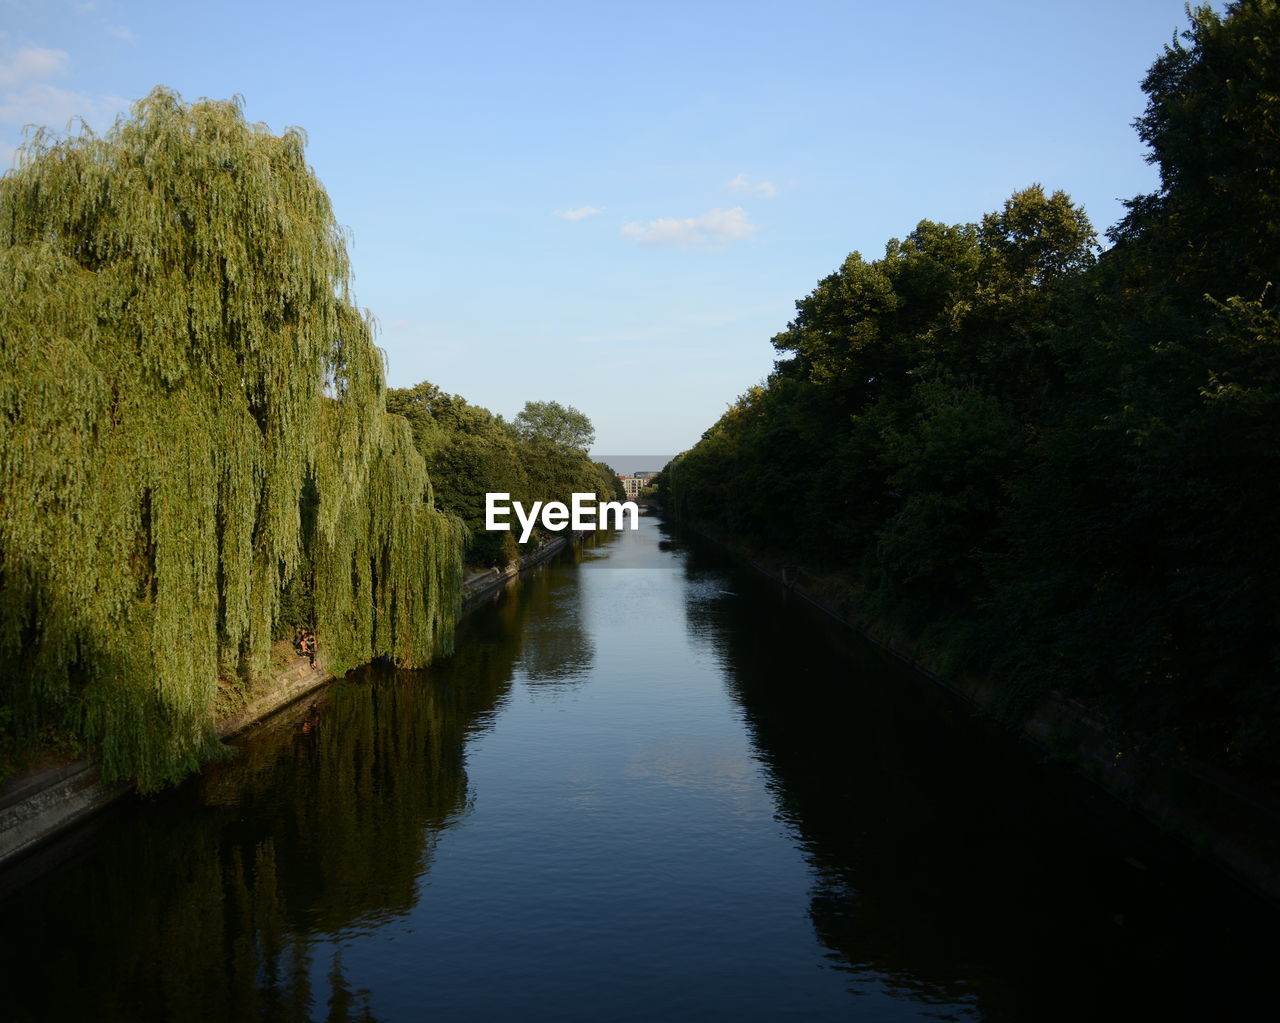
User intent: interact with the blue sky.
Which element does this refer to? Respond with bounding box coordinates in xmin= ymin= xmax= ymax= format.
xmin=1 ymin=0 xmax=1206 ymax=455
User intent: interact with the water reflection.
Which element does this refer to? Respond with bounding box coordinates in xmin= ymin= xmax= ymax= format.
xmin=0 ymin=558 xmax=578 ymax=1022
xmin=0 ymin=525 xmax=1274 ymax=1022
xmin=513 ymin=574 xmax=595 ymax=688
xmin=666 ymin=519 xmax=1276 ymax=1020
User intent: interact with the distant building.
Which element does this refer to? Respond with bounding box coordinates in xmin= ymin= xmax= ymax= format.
xmin=617 ymin=473 xmax=655 ymax=499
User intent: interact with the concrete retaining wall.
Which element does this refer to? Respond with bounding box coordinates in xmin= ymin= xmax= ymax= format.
xmin=0 ymin=655 xmax=332 ymax=869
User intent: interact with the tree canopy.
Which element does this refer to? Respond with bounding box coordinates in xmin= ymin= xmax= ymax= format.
xmin=388 ymin=383 xmax=620 ymax=567
xmin=0 ymin=88 xmax=462 ymax=788
xmin=513 ymin=400 xmax=595 ymax=453
xmin=666 ymin=1 xmax=1280 ymax=776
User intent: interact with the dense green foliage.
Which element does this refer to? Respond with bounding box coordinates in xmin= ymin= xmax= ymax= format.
xmin=514 ymin=399 xmax=595 ymax=453
xmin=387 ymin=383 xmax=623 ymax=566
xmin=0 ymin=89 xmax=463 ymax=788
xmin=666 ymin=1 xmax=1280 ymax=773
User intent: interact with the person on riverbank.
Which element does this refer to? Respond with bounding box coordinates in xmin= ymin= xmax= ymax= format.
xmin=300 ymin=631 xmax=317 ymax=669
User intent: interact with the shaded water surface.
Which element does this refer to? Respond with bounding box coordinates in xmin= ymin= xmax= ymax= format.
xmin=2 ymin=519 xmax=1276 ymax=1020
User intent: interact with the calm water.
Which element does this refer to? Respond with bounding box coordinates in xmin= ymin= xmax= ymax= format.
xmin=1 ymin=518 xmax=1276 ymax=1021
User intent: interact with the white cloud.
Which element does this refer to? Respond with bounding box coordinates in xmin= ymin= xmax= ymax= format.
xmin=107 ymin=26 xmax=134 ymax=42
xmin=728 ymin=172 xmax=777 ymax=198
xmin=0 ymin=46 xmax=126 ymax=133
xmin=0 ymin=80 xmax=127 ymax=129
xmin=621 ymin=206 xmax=758 ymax=248
xmin=556 ymin=205 xmax=603 ymax=221
xmin=0 ymin=46 xmax=69 ymax=87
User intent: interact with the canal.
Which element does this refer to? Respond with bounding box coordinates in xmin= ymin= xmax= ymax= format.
xmin=1 ymin=517 xmax=1275 ymax=1021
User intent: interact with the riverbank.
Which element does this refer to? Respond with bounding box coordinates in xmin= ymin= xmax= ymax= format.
xmin=0 ymin=531 xmax=582 ymax=869
xmin=462 ymin=531 xmax=576 ymax=606
xmin=675 ymin=517 xmax=1280 ymax=906
xmin=0 ymin=651 xmax=335 ymax=868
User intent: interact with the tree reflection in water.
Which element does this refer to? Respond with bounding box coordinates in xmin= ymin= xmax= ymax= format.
xmin=668 ymin=519 xmax=1275 ymax=1022
xmin=0 ymin=565 xmax=566 ymax=1023
xmin=1 ymin=527 xmax=1273 ymax=1022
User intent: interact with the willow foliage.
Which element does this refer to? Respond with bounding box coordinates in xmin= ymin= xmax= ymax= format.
xmin=0 ymin=88 xmax=462 ymax=789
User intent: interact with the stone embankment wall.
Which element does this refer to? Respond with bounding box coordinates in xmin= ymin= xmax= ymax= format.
xmin=0 ymin=655 xmax=331 ymax=868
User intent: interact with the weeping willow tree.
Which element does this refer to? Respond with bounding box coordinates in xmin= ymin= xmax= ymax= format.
xmin=0 ymin=87 xmax=463 ymax=789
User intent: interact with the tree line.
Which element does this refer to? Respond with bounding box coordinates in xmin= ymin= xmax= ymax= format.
xmin=662 ymin=1 xmax=1279 ymax=776
xmin=0 ymin=89 xmax=614 ymax=789
xmin=385 ymin=384 xmax=624 ymax=568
